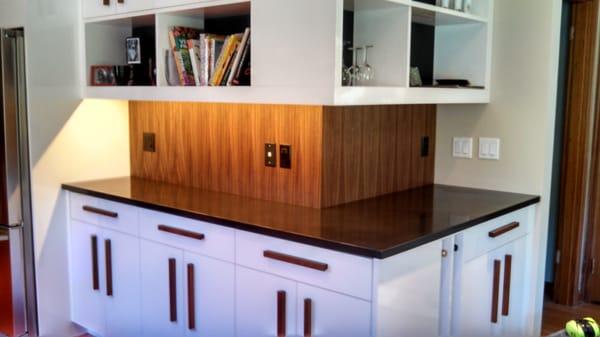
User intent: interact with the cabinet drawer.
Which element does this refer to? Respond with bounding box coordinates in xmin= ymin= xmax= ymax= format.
xmin=461 ymin=207 xmax=532 ymax=262
xmin=139 ymin=209 xmax=235 ymax=262
xmin=235 ymin=230 xmax=373 ymax=300
xmin=70 ymin=193 xmax=139 ymax=236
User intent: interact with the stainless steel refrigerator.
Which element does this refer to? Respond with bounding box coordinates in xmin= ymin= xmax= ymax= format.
xmin=0 ymin=28 xmax=38 ymax=337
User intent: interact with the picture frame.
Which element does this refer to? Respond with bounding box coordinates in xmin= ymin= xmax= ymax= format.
xmin=90 ymin=65 xmax=116 ymax=86
xmin=126 ymin=37 xmax=141 ymax=64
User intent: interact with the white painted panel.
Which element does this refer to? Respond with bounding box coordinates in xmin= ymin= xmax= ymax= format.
xmin=251 ymin=0 xmax=338 ymax=91
xmin=235 ymin=266 xmax=297 ymax=337
xmin=139 ymin=209 xmax=235 ymax=262
xmin=104 ymin=230 xmax=142 ymax=337
xmin=97 ymin=198 xmax=140 ymax=236
xmin=116 ymin=0 xmax=155 ymax=15
xmin=297 ymin=284 xmax=371 ymax=337
xmin=84 ymin=0 xmax=117 ymax=19
xmin=235 ymin=230 xmax=373 ymax=300
xmin=69 ymin=221 xmax=105 ymax=336
xmin=376 ymin=239 xmax=442 ymax=337
xmin=140 ymin=240 xmax=185 ymax=337
xmin=353 ymin=2 xmax=410 ymax=87
xmin=184 ymin=252 xmax=235 ymax=337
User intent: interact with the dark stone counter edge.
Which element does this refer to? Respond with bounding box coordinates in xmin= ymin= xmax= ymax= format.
xmin=62 ymin=184 xmax=541 ymax=259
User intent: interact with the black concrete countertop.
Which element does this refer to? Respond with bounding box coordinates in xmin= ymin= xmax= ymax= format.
xmin=62 ymin=177 xmax=540 ymax=259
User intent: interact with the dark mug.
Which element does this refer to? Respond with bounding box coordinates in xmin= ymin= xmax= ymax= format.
xmin=114 ymin=65 xmax=134 ymax=86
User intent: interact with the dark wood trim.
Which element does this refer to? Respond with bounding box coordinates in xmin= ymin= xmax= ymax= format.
xmin=264 ymin=250 xmax=328 ymax=272
xmin=491 ymin=259 xmax=501 ymax=323
xmin=105 ymin=239 xmax=113 ymax=297
xmin=187 ymin=263 xmax=195 ymax=330
xmin=91 ymin=235 xmax=99 ymax=291
xmin=158 ymin=225 xmax=205 ymax=241
xmin=82 ymin=205 xmax=118 ymax=218
xmin=304 ymin=298 xmax=312 ymax=337
xmin=488 ymin=222 xmax=520 ymax=238
xmin=502 ymin=254 xmax=512 ymax=316
xmin=555 ymin=0 xmax=600 ymax=305
xmin=277 ymin=290 xmax=286 ymax=337
xmin=169 ymin=258 xmax=177 ymax=322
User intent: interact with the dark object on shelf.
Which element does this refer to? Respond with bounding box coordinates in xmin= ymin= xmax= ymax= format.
xmin=126 ymin=37 xmax=141 ymax=64
xmin=420 ymin=84 xmax=485 ymax=89
xmin=90 ymin=65 xmax=116 ymax=86
xmin=436 ymin=79 xmax=471 ymax=86
xmin=114 ymin=65 xmax=134 ymax=86
xmin=411 ymin=23 xmax=435 ymax=85
xmin=130 ymin=25 xmax=156 ymax=85
xmin=413 ymin=0 xmax=437 ymax=4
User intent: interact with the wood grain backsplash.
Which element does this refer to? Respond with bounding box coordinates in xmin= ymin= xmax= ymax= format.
xmin=129 ymin=101 xmax=436 ymax=208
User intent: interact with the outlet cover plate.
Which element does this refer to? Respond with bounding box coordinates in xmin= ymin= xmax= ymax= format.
xmin=265 ymin=143 xmax=276 ymax=167
xmin=452 ymin=137 xmax=473 ymax=159
xmin=479 ymin=137 xmax=500 ymax=160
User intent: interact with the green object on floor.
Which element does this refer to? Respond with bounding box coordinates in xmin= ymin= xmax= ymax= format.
xmin=565 ymin=317 xmax=600 ymax=337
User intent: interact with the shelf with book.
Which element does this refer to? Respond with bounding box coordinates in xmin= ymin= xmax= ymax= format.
xmin=156 ymin=2 xmax=251 ymax=87
xmin=85 ymin=14 xmax=157 ymax=86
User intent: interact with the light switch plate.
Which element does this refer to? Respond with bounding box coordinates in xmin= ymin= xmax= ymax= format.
xmin=479 ymin=137 xmax=500 ymax=160
xmin=452 ymin=137 xmax=473 ymax=159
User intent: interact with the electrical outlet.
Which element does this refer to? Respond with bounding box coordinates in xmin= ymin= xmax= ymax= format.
xmin=280 ymin=144 xmax=291 ymax=169
xmin=479 ymin=137 xmax=500 ymax=160
xmin=143 ymin=132 xmax=156 ymax=152
xmin=265 ymin=143 xmax=276 ymax=167
xmin=452 ymin=137 xmax=473 ymax=159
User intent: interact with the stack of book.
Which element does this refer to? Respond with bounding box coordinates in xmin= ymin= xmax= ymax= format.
xmin=168 ymin=26 xmax=251 ymax=86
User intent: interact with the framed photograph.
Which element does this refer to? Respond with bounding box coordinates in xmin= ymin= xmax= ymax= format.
xmin=90 ymin=65 xmax=116 ymax=86
xmin=126 ymin=37 xmax=141 ymax=64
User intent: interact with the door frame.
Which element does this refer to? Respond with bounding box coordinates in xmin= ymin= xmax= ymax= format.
xmin=553 ymin=0 xmax=599 ymax=306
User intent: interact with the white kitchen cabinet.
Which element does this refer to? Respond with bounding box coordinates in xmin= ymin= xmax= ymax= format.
xmin=236 ymin=266 xmax=297 ymax=337
xmin=453 ymin=235 xmax=528 ymax=337
xmin=69 ymin=221 xmax=141 ymax=337
xmin=83 ymin=0 xmax=117 ymax=19
xmin=375 ymin=238 xmax=452 ymax=337
xmin=184 ymin=252 xmax=235 ymax=337
xmin=140 ymin=240 xmax=185 ymax=337
xmin=139 ymin=240 xmax=235 ymax=337
xmin=296 ymin=284 xmax=371 ymax=337
xmin=70 ymin=221 xmax=105 ymax=336
xmin=83 ymin=0 xmax=154 ymax=18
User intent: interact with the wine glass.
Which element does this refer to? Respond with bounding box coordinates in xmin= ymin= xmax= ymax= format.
xmin=359 ymin=45 xmax=374 ymax=82
xmin=345 ymin=47 xmax=362 ymax=86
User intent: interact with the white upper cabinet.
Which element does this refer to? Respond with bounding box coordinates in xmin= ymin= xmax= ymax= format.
xmin=81 ymin=0 xmax=494 ymax=104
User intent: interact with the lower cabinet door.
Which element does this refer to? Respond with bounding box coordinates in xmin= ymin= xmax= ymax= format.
xmin=70 ymin=221 xmax=106 ymax=336
xmin=454 ymin=250 xmax=497 ymax=337
xmin=104 ymin=230 xmax=142 ymax=337
xmin=140 ymin=240 xmax=185 ymax=337
xmin=183 ymin=252 xmax=234 ymax=337
xmin=236 ymin=266 xmax=297 ymax=337
xmin=499 ymin=236 xmax=528 ymax=337
xmin=297 ymin=284 xmax=371 ymax=337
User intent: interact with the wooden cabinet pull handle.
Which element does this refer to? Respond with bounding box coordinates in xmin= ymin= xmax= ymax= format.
xmin=491 ymin=259 xmax=501 ymax=323
xmin=264 ymin=250 xmax=328 ymax=272
xmin=488 ymin=222 xmax=519 ymax=238
xmin=158 ymin=225 xmax=205 ymax=241
xmin=83 ymin=205 xmax=118 ymax=218
xmin=502 ymin=254 xmax=512 ymax=316
xmin=117 ymin=0 xmax=124 ymax=3
xmin=105 ymin=239 xmax=113 ymax=297
xmin=187 ymin=263 xmax=196 ymax=330
xmin=91 ymin=235 xmax=99 ymax=291
xmin=169 ymin=258 xmax=177 ymax=322
xmin=277 ymin=290 xmax=286 ymax=337
xmin=304 ymin=298 xmax=312 ymax=337
xmin=102 ymin=0 xmax=110 ymax=6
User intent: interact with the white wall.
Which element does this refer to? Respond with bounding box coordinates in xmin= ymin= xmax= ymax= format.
xmin=22 ymin=1 xmax=131 ymax=336
xmin=0 ymin=0 xmax=25 ymax=28
xmin=435 ymin=0 xmax=563 ymax=335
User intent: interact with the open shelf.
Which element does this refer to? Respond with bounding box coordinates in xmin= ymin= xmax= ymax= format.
xmin=156 ymin=1 xmax=251 ymax=87
xmin=388 ymin=0 xmax=488 ymax=25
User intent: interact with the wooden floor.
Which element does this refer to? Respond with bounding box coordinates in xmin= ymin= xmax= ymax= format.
xmin=543 ymin=299 xmax=600 ymax=336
